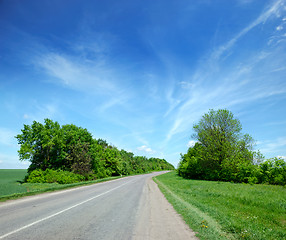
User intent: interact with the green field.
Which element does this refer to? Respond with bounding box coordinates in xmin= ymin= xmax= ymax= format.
xmin=0 ymin=169 xmax=123 ymax=201
xmin=154 ymin=171 xmax=286 ymax=240
xmin=0 ymin=169 xmax=28 ymax=197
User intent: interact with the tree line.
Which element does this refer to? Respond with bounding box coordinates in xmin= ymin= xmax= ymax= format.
xmin=16 ymin=119 xmax=174 ymax=183
xmin=178 ymin=109 xmax=286 ymax=185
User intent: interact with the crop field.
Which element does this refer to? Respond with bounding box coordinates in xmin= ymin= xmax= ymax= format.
xmin=0 ymin=169 xmax=28 ymax=197
xmin=154 ymin=171 xmax=286 ymax=240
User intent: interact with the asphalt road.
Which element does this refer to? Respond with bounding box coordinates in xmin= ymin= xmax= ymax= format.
xmin=0 ymin=172 xmax=167 ymax=240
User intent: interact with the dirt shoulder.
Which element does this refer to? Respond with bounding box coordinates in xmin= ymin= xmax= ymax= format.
xmin=133 ymin=176 xmax=198 ymax=240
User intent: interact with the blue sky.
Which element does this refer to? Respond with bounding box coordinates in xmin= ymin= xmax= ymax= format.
xmin=0 ymin=0 xmax=286 ymax=169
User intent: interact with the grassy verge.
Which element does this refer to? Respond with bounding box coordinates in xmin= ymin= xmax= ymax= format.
xmin=154 ymin=171 xmax=286 ymax=240
xmin=0 ymin=169 xmax=122 ymax=202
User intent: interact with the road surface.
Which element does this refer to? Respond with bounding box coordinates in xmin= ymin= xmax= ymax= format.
xmin=0 ymin=172 xmax=197 ymax=240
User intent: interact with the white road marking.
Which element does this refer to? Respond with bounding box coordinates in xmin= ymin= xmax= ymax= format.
xmin=0 ymin=179 xmax=136 ymax=239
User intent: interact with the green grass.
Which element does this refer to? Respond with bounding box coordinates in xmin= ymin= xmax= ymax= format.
xmin=0 ymin=169 xmax=122 ymax=202
xmin=154 ymin=171 xmax=286 ymax=240
xmin=0 ymin=169 xmax=28 ymax=196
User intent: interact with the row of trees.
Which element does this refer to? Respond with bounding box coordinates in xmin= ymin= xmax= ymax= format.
xmin=178 ymin=109 xmax=286 ymax=185
xmin=16 ymin=119 xmax=174 ymax=182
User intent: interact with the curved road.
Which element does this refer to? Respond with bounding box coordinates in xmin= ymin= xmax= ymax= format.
xmin=0 ymin=172 xmax=197 ymax=240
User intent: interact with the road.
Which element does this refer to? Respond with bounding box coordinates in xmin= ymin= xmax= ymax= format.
xmin=0 ymin=172 xmax=197 ymax=240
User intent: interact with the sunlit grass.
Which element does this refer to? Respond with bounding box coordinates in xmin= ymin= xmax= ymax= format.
xmin=154 ymin=171 xmax=286 ymax=240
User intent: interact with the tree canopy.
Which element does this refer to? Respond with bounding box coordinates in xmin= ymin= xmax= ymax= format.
xmin=178 ymin=109 xmax=286 ymax=185
xmin=190 ymin=109 xmax=255 ymax=181
xmin=16 ymin=119 xmax=174 ymax=182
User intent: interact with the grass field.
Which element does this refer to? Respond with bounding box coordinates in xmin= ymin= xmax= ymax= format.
xmin=154 ymin=171 xmax=286 ymax=240
xmin=0 ymin=169 xmax=28 ymax=197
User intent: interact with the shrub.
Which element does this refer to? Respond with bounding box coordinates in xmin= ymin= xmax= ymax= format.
xmin=258 ymin=158 xmax=286 ymax=185
xmin=26 ymin=169 xmax=85 ymax=184
xmin=26 ymin=169 xmax=46 ymax=183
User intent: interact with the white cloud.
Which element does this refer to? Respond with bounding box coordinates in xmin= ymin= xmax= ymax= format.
xmin=23 ymin=102 xmax=59 ymax=122
xmin=258 ymin=137 xmax=286 ymax=155
xmin=99 ymin=93 xmax=130 ymax=112
xmin=187 ymin=140 xmax=197 ymax=148
xmin=164 ymin=85 xmax=182 ymax=118
xmin=37 ymin=53 xmax=116 ymax=93
xmin=34 ymin=50 xmax=134 ymax=114
xmin=165 ymin=1 xmax=286 ymax=143
xmin=276 ymin=25 xmax=283 ymax=30
xmin=211 ymin=0 xmax=285 ymax=61
xmin=137 ymin=145 xmax=155 ymax=154
xmin=277 ymin=155 xmax=286 ymax=160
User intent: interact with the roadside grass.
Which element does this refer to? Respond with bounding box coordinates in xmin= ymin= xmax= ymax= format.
xmin=154 ymin=171 xmax=286 ymax=240
xmin=0 ymin=169 xmax=122 ymax=202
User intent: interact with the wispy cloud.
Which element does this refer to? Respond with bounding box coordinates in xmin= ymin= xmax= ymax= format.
xmin=211 ymin=0 xmax=286 ymax=61
xmin=165 ymin=0 xmax=286 ymax=142
xmin=164 ymin=84 xmax=182 ymax=117
xmin=36 ymin=52 xmax=117 ymax=94
xmin=258 ymin=137 xmax=286 ymax=154
xmin=22 ymin=102 xmax=59 ymax=122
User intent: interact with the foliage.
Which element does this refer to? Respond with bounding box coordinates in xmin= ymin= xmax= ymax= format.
xmin=15 ymin=119 xmax=175 ymax=183
xmin=178 ymin=109 xmax=286 ymax=186
xmin=26 ymin=169 xmax=85 ymax=184
xmin=256 ymin=157 xmax=286 ymax=185
xmin=155 ymin=172 xmax=286 ymax=240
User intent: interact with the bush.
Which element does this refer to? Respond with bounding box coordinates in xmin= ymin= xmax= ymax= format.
xmin=258 ymin=158 xmax=286 ymax=185
xmin=26 ymin=169 xmax=85 ymax=184
xmin=26 ymin=169 xmax=46 ymax=183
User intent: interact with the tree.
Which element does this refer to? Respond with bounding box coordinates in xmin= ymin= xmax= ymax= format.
xmin=182 ymin=109 xmax=255 ymax=181
xmin=15 ymin=119 xmax=94 ymax=173
xmin=16 ymin=119 xmax=65 ymax=172
xmin=178 ymin=142 xmax=203 ymax=179
xmin=66 ymin=141 xmax=92 ymax=177
xmin=16 ymin=119 xmax=175 ymax=182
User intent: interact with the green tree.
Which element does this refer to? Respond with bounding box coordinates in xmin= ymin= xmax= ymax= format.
xmin=16 ymin=119 xmax=65 ymax=172
xmin=61 ymin=123 xmax=93 ymax=171
xmin=185 ymin=109 xmax=255 ymax=181
xmin=178 ymin=142 xmax=203 ymax=179
xmin=16 ymin=119 xmax=175 ymax=182
xmin=66 ymin=141 xmax=93 ymax=178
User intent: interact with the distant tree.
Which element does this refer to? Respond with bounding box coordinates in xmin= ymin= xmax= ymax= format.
xmin=179 ymin=109 xmax=255 ymax=181
xmin=16 ymin=119 xmax=175 ymax=183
